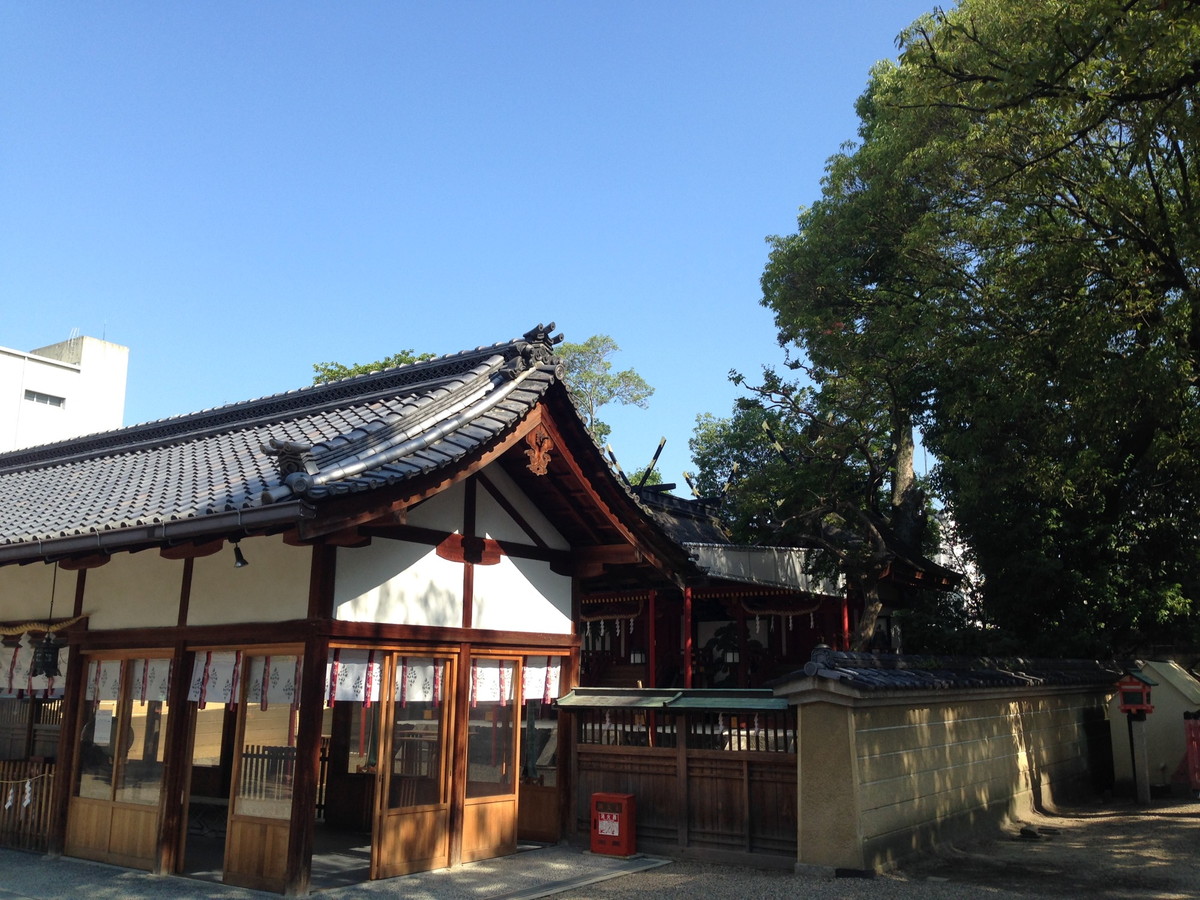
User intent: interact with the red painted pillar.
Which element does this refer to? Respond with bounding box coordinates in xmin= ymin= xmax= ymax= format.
xmin=683 ymin=587 xmax=694 ymax=688
xmin=647 ymin=590 xmax=658 ymax=689
xmin=840 ymin=595 xmax=851 ymax=650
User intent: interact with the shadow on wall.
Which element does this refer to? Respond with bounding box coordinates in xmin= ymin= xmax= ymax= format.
xmin=849 ymin=693 xmax=1112 ymax=870
xmin=332 ymin=541 xmax=464 ymax=627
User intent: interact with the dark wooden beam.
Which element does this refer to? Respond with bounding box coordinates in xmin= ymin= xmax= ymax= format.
xmin=159 ymin=539 xmax=224 ymax=561
xmin=58 ymin=553 xmax=110 ymax=571
xmin=326 ymin=619 xmax=579 ymax=652
xmin=478 ymin=472 xmax=549 ymax=549
xmin=69 ymin=619 xmax=316 ymax=650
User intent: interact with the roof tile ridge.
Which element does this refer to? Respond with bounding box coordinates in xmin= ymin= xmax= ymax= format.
xmin=0 ymin=337 xmax=533 ymax=475
xmin=262 ymin=354 xmax=511 ymax=483
xmin=263 ymin=360 xmax=550 ymax=502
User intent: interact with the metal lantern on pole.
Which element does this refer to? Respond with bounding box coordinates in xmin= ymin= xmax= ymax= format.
xmin=28 ymin=563 xmax=61 ymax=679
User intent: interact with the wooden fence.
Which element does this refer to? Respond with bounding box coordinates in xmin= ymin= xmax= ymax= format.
xmin=570 ymin=706 xmax=797 ymax=865
xmin=0 ymin=758 xmax=55 ymax=852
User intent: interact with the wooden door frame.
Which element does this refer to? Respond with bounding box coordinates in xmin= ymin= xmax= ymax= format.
xmin=368 ymin=650 xmax=458 ymax=880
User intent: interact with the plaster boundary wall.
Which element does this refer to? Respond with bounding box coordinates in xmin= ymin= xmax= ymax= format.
xmin=774 ymin=676 xmax=1113 ymax=872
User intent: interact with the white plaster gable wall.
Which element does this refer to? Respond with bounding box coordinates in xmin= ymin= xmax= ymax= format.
xmin=471 ymin=556 xmax=571 ymax=634
xmin=0 ymin=560 xmax=74 ymax=623
xmin=477 ymin=467 xmax=569 ymax=549
xmin=406 ymin=479 xmax=465 ymax=533
xmin=333 ymin=540 xmax=465 ymax=626
xmin=85 ymin=551 xmax=182 ymax=630
xmin=334 ymin=469 xmax=572 ymax=632
xmin=473 ymin=477 xmax=572 ymax=632
xmin=188 ymin=534 xmax=309 ymax=626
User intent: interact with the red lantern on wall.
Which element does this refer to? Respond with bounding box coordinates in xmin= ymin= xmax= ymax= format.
xmin=1116 ymin=673 xmax=1155 ymax=715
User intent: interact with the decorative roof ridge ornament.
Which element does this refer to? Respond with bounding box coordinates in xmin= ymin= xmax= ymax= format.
xmin=262 ymin=439 xmax=319 ymax=479
xmin=519 ymin=322 xmax=564 ymax=371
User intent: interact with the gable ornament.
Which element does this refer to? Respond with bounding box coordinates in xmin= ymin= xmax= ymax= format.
xmin=525 ymin=427 xmax=554 ymax=476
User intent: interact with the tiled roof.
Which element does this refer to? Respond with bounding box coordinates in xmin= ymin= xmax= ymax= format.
xmin=799 ymin=647 xmax=1120 ymax=691
xmin=0 ymin=325 xmax=563 ymax=563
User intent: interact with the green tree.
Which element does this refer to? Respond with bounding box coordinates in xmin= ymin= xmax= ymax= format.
xmin=312 ymin=350 xmax=433 ymax=383
xmin=749 ymin=0 xmax=1200 ymax=656
xmin=558 ymin=334 xmax=654 ymax=444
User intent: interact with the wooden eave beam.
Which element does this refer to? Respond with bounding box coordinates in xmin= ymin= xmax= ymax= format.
xmin=58 ymin=553 xmax=111 ymax=571
xmin=159 ymin=538 xmax=225 ymax=561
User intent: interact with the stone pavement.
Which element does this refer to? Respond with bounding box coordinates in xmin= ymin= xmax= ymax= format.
xmin=0 ymin=844 xmax=670 ymax=900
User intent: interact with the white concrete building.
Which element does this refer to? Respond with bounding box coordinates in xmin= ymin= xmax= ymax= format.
xmin=0 ymin=335 xmax=129 ymax=452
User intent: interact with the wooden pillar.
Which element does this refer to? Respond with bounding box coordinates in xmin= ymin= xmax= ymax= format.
xmin=461 ymin=477 xmax=477 ymax=629
xmin=286 ymin=543 xmax=337 ymax=896
xmin=156 ymin=643 xmax=194 ymax=874
xmin=156 ymin=558 xmax=195 ymax=874
xmin=683 ymin=587 xmax=694 ymax=689
xmin=47 ymin=569 xmax=89 ymax=856
xmin=557 ymin=648 xmax=579 ymax=838
xmin=447 ymin=642 xmax=472 ymax=867
xmin=675 ymin=709 xmax=689 ymax=848
xmin=47 ymin=646 xmax=85 ymax=856
xmin=284 ymin=631 xmax=328 ymax=897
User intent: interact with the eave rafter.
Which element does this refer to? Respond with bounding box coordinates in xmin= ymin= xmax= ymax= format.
xmin=534 ymin=410 xmax=688 ymax=590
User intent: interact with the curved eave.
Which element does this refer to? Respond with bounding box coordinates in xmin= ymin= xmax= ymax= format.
xmin=0 ymin=500 xmax=315 ymax=566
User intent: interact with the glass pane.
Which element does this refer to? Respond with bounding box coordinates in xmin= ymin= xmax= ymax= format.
xmin=521 ymin=700 xmax=557 ymax=787
xmin=235 ymin=655 xmax=300 ymax=819
xmin=75 ymin=658 xmax=172 ymax=805
xmin=387 ymin=658 xmax=447 ymax=808
xmin=0 ymin=699 xmax=31 ymax=762
xmin=466 ymin=660 xmax=516 ymax=798
xmin=113 ymin=657 xmax=171 ymax=805
xmin=114 ymin=698 xmax=169 ymax=804
xmin=77 ymin=697 xmax=119 ymax=799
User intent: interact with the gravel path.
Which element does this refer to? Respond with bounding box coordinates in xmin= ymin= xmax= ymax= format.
xmin=558 ymin=799 xmax=1200 ymax=900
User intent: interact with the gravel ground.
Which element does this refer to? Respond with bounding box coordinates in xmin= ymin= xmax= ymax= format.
xmin=558 ymin=798 xmax=1200 ymax=900
xmin=0 ymin=798 xmax=1195 ymax=899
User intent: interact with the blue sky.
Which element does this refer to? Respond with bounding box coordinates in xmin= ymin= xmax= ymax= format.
xmin=2 ymin=2 xmax=937 ymax=489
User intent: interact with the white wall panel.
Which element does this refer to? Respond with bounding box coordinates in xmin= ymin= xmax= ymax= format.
xmin=86 ymin=551 xmax=182 ymax=629
xmin=0 ymin=560 xmax=71 ymax=623
xmin=334 ymin=541 xmax=464 ymax=627
xmin=472 ymin=557 xmax=571 ymax=634
xmin=188 ymin=535 xmax=308 ymax=626
xmin=478 ymin=468 xmax=568 ymax=549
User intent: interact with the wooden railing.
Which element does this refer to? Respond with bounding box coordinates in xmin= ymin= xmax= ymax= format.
xmin=0 ymin=758 xmax=55 ymax=852
xmin=239 ymin=745 xmax=296 ymax=801
xmin=571 ymin=707 xmax=797 ymax=864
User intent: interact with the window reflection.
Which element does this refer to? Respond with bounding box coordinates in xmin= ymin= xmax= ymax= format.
xmin=466 ymin=659 xmax=516 ymax=799
xmin=76 ymin=658 xmax=171 ymax=806
xmin=387 ymin=657 xmax=448 ymax=809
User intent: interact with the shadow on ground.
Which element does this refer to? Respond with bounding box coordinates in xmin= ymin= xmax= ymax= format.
xmin=898 ymin=798 xmax=1200 ymax=899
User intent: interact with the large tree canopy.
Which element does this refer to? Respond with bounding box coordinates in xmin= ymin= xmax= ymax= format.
xmin=742 ymin=0 xmax=1200 ymax=657
xmin=558 ymin=334 xmax=654 ymax=444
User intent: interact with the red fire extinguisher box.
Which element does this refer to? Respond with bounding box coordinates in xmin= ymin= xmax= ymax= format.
xmin=590 ymin=792 xmax=637 ymax=856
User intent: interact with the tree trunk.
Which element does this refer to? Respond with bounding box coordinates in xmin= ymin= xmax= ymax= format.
xmin=851 ymin=580 xmax=884 ymax=651
xmin=890 ymin=412 xmax=924 ymax=550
